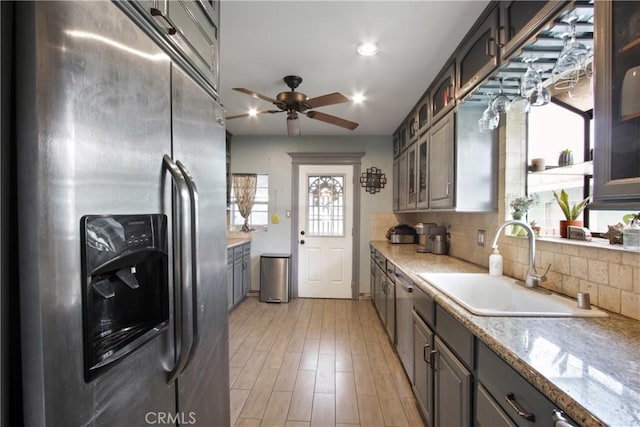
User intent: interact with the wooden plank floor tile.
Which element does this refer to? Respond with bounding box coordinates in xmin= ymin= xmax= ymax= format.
xmin=335 ymin=372 xmax=359 ymax=425
xmin=310 ymin=393 xmax=335 ymax=427
xmin=287 ymin=369 xmax=316 ymax=422
xmin=228 ymin=297 xmax=426 ymax=427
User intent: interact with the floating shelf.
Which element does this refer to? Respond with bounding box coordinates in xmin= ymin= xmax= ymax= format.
xmin=529 ymin=160 xmax=593 ymax=175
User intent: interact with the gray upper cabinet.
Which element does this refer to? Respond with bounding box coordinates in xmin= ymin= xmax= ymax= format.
xmin=593 ymin=0 xmax=640 ymax=208
xmin=456 ymin=5 xmax=499 ymax=99
xmin=134 ymin=0 xmax=220 ymax=94
xmin=392 ymin=157 xmax=400 ymax=211
xmin=428 ymin=105 xmax=498 ymax=212
xmin=430 ymin=63 xmax=456 ymax=124
xmin=417 ymin=93 xmax=431 ymax=135
xmin=406 ymin=109 xmax=419 ymax=145
xmin=498 ymin=1 xmax=568 ymax=61
xmin=428 ymin=112 xmax=455 ymax=209
xmin=397 ymin=150 xmax=408 ymax=211
xmin=406 ymin=143 xmax=418 ymax=210
xmin=417 ymin=134 xmax=429 ymax=210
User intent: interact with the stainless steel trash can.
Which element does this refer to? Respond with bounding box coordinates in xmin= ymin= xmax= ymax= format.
xmin=260 ymin=254 xmax=291 ymax=303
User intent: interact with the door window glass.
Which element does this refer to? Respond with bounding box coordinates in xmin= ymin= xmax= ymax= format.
xmin=307 ymin=175 xmax=345 ymax=236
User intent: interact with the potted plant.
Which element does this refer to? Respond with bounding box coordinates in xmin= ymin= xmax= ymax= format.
xmin=530 ymin=220 xmax=541 ymax=236
xmin=553 ymin=189 xmax=589 ymax=237
xmin=558 ymin=149 xmax=574 ymax=167
xmin=509 ymin=194 xmax=539 ymax=220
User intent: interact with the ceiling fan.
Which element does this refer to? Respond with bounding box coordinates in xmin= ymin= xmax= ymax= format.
xmin=226 ymin=75 xmax=359 ymax=136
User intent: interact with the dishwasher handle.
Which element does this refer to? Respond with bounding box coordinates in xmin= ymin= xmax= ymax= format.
xmin=395 ymin=271 xmax=413 ymax=292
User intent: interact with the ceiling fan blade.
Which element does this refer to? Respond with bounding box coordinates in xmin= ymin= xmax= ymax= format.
xmin=226 ymin=110 xmax=282 ymax=120
xmin=305 ymin=110 xmax=359 ymax=130
xmin=304 ymin=92 xmax=350 ymax=109
xmin=232 ymin=88 xmax=279 ymax=104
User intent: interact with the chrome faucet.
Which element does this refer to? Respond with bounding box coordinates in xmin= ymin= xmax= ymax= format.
xmin=490 ymin=220 xmax=550 ymax=288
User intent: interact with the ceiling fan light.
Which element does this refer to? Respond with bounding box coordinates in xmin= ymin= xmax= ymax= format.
xmin=286 ymin=113 xmax=300 ymax=136
xmin=357 ymin=42 xmax=379 ymax=56
xmin=352 ymin=93 xmax=366 ymax=103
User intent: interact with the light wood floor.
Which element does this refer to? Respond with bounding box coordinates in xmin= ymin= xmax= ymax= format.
xmin=228 ymin=296 xmax=425 ymax=427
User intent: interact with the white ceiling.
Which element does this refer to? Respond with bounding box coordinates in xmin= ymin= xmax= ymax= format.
xmin=219 ymin=0 xmax=490 ymax=136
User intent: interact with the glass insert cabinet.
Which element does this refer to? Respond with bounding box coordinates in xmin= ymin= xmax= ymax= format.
xmin=594 ymin=0 xmax=640 ymax=207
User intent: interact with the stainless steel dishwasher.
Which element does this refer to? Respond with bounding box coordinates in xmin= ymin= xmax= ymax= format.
xmin=394 ymin=266 xmax=414 ymax=382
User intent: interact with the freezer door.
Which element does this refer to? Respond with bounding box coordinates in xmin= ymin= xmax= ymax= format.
xmin=171 ymin=65 xmax=230 ymax=426
xmin=15 ymin=2 xmax=177 ymax=425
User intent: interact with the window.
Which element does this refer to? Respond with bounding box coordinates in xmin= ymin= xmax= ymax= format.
xmin=306 ymin=175 xmax=345 ymax=236
xmin=526 ymin=102 xmax=631 ymax=235
xmin=229 ymin=174 xmax=268 ymax=231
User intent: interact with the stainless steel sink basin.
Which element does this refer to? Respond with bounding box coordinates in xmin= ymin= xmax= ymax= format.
xmin=418 ymin=273 xmax=608 ymax=317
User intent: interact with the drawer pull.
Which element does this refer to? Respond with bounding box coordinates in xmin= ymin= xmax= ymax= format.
xmin=505 ymin=393 xmax=535 ymax=422
xmin=150 ymin=8 xmax=177 ymax=36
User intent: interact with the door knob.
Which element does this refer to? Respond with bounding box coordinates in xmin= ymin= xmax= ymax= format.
xmin=300 ymin=240 xmax=305 ymax=245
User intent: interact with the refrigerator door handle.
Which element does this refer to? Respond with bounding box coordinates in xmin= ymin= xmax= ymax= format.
xmin=176 ymin=160 xmax=200 ymax=361
xmin=163 ymin=155 xmax=195 ymax=384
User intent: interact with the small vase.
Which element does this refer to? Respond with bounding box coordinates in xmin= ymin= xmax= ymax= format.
xmin=559 ymin=219 xmax=583 ymax=238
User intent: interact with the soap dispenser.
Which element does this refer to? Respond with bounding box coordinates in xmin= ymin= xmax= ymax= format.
xmin=489 ymin=249 xmax=503 ymax=276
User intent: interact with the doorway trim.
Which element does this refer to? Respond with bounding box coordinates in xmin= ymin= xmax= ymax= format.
xmin=288 ymin=152 xmax=364 ymax=300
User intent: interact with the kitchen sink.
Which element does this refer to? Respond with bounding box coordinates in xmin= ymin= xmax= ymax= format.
xmin=418 ymin=273 xmax=608 ymax=317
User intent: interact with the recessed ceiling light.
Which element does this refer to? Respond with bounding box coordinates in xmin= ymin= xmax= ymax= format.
xmin=357 ymin=42 xmax=379 ymax=56
xmin=248 ymin=108 xmax=258 ymax=117
xmin=352 ymin=93 xmax=366 ymax=103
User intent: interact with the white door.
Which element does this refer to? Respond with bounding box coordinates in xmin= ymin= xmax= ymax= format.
xmin=298 ymin=164 xmax=353 ymax=298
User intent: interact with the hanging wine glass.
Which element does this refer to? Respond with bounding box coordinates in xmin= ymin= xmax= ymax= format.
xmin=521 ymin=57 xmax=541 ymax=97
xmin=478 ymin=96 xmax=499 ymax=131
xmin=552 ymin=16 xmax=590 ymax=90
xmin=509 ymin=78 xmax=531 ymax=114
xmin=491 ymin=77 xmax=511 ymax=114
xmin=529 ymin=72 xmax=551 ymax=107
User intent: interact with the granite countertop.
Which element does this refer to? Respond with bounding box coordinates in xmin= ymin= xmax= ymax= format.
xmin=371 ymin=241 xmax=640 ymax=427
xmin=227 ymin=237 xmax=251 ymax=249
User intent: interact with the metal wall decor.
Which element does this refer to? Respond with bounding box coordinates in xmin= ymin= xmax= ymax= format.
xmin=360 ymin=167 xmax=387 ymax=194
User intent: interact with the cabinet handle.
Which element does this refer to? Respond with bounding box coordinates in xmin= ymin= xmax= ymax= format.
xmin=485 ymin=37 xmax=496 ymax=58
xmin=150 ymin=8 xmax=177 ymax=36
xmin=429 ymin=349 xmax=437 ymax=369
xmin=505 ymin=393 xmax=535 ymax=422
xmin=445 ymin=182 xmax=451 ymax=196
xmin=423 ymin=343 xmax=431 ymax=363
xmin=497 ymin=26 xmax=506 ymax=47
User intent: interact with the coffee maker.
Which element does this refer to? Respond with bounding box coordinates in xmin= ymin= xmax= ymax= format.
xmin=415 ymin=223 xmax=446 ymax=253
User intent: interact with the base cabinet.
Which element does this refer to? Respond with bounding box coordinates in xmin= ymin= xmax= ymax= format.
xmin=413 ymin=311 xmax=434 ymax=425
xmin=476 ymin=384 xmax=517 ymax=427
xmin=227 ymin=250 xmax=234 ymax=310
xmin=476 ymin=340 xmax=578 ymax=426
xmin=433 ymin=336 xmax=472 ymax=427
xmin=228 ymin=241 xmax=251 ymax=311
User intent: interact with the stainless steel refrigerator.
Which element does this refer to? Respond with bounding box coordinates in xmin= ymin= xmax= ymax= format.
xmin=13 ymin=2 xmax=229 ymax=425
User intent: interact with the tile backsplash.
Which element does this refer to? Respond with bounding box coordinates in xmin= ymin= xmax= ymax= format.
xmin=392 ymin=210 xmax=640 ymax=321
